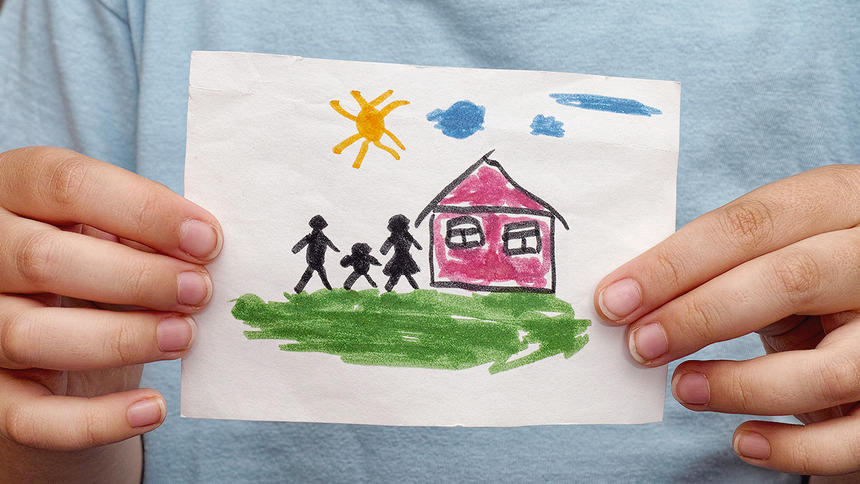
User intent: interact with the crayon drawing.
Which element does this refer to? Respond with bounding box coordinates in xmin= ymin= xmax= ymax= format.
xmin=330 ymin=90 xmax=409 ymax=168
xmin=232 ymin=151 xmax=590 ymax=374
xmin=182 ymin=51 xmax=680 ymax=425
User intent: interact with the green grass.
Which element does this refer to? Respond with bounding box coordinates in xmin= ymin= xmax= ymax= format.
xmin=232 ymin=289 xmax=590 ymax=374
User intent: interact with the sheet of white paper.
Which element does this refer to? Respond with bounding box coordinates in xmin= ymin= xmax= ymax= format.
xmin=181 ymin=51 xmax=679 ymax=426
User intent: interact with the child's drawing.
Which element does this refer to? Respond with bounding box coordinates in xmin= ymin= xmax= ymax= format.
xmin=530 ymin=114 xmax=565 ymax=137
xmin=426 ymin=100 xmax=486 ymax=139
xmin=414 ymin=151 xmax=569 ymax=293
xmin=291 ymin=215 xmax=340 ymax=293
xmin=233 ymin=151 xmax=589 ymax=374
xmin=550 ymin=93 xmax=662 ymax=116
xmin=380 ymin=214 xmax=422 ymax=292
xmin=330 ymin=90 xmax=409 ymax=168
xmin=340 ymin=243 xmax=381 ymax=290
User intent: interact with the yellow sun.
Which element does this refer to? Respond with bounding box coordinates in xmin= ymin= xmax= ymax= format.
xmin=330 ymin=90 xmax=409 ymax=169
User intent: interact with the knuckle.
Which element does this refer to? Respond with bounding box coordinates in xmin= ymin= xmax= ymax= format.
xmin=680 ymin=297 xmax=720 ymax=344
xmin=813 ymin=352 xmax=860 ymax=404
xmin=717 ymin=199 xmax=775 ymax=252
xmin=653 ymin=249 xmax=683 ymax=289
xmin=728 ymin=367 xmax=755 ymax=413
xmin=109 ymin=320 xmax=141 ymax=365
xmin=80 ymin=408 xmax=111 ymax=448
xmin=3 ymin=402 xmax=37 ymax=448
xmin=42 ymin=153 xmax=90 ymax=208
xmin=130 ymin=187 xmax=162 ymax=236
xmin=769 ymin=251 xmax=822 ymax=306
xmin=0 ymin=310 xmax=36 ymax=368
xmin=121 ymin=262 xmax=155 ymax=303
xmin=15 ymin=230 xmax=58 ymax=287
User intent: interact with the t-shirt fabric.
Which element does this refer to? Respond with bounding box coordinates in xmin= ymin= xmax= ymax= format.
xmin=3 ymin=1 xmax=858 ymax=482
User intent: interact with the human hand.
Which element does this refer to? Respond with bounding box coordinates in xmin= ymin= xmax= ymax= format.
xmin=594 ymin=165 xmax=859 ymax=476
xmin=0 ymin=147 xmax=222 ymax=451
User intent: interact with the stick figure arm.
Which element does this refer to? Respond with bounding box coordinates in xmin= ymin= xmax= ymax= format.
xmin=368 ymin=255 xmax=381 ymax=266
xmin=324 ymin=236 xmax=340 ymax=252
xmin=291 ymin=236 xmax=309 ymax=254
xmin=408 ymin=234 xmax=422 ymax=250
xmin=380 ymin=238 xmax=393 ymax=255
xmin=340 ymin=255 xmax=352 ymax=267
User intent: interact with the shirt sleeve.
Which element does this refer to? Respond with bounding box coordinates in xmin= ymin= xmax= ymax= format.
xmin=0 ymin=0 xmax=138 ymax=171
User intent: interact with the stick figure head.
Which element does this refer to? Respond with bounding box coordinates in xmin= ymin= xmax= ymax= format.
xmin=351 ymin=242 xmax=371 ymax=255
xmin=387 ymin=214 xmax=409 ymax=233
xmin=309 ymin=215 xmax=328 ymax=230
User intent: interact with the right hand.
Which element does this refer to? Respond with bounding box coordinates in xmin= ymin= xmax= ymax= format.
xmin=0 ymin=146 xmax=222 ymax=450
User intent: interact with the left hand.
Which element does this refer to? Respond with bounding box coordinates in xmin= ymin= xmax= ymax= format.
xmin=594 ymin=164 xmax=860 ymax=476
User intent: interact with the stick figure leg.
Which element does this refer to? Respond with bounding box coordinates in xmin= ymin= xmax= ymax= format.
xmin=405 ymin=274 xmax=419 ymax=289
xmin=317 ymin=266 xmax=333 ymax=290
xmin=294 ymin=267 xmax=314 ymax=294
xmin=364 ymin=274 xmax=377 ymax=288
xmin=343 ymin=272 xmax=360 ymax=290
xmin=385 ymin=274 xmax=401 ymax=292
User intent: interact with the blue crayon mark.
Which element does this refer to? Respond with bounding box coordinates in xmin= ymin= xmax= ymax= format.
xmin=426 ymin=101 xmax=485 ymax=139
xmin=550 ymin=93 xmax=662 ymax=116
xmin=530 ymin=114 xmax=564 ymax=137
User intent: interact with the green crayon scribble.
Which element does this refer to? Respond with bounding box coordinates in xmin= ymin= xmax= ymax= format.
xmin=233 ymin=289 xmax=590 ymax=374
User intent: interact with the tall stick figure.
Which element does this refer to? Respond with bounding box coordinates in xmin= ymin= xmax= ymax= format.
xmin=292 ymin=215 xmax=339 ymax=293
xmin=380 ymin=214 xmax=422 ymax=292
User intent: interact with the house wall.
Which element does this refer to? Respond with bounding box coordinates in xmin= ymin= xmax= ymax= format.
xmin=431 ymin=211 xmax=553 ymax=290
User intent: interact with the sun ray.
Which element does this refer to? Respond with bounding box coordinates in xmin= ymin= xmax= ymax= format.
xmin=350 ymin=91 xmax=369 ymax=108
xmin=330 ymin=101 xmax=357 ymax=121
xmin=384 ymin=129 xmax=405 ymax=150
xmin=373 ymin=140 xmax=401 ymax=160
xmin=378 ymin=100 xmax=409 ymax=117
xmin=353 ymin=139 xmax=371 ymax=168
xmin=330 ymin=90 xmax=408 ymax=168
xmin=368 ymin=90 xmax=393 ymax=107
xmin=333 ymin=133 xmax=363 ymax=154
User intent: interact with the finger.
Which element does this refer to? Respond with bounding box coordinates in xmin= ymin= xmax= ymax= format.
xmin=0 ymin=146 xmax=222 ymax=263
xmin=595 ymin=164 xmax=860 ymax=324
xmin=0 ymin=214 xmax=212 ymax=312
xmin=732 ymin=412 xmax=860 ymax=476
xmin=672 ymin=318 xmax=860 ymax=415
xmin=626 ymin=226 xmax=860 ymax=365
xmin=0 ymin=296 xmax=196 ymax=370
xmin=78 ymin=224 xmax=159 ymax=253
xmin=0 ymin=373 xmax=166 ymax=451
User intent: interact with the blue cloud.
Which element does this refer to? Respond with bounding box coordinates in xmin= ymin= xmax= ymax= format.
xmin=426 ymin=101 xmax=485 ymax=139
xmin=530 ymin=114 xmax=564 ymax=138
xmin=550 ymin=93 xmax=662 ymax=116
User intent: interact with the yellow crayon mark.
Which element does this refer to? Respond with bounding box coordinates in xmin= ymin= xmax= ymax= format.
xmin=330 ymin=90 xmax=409 ymax=168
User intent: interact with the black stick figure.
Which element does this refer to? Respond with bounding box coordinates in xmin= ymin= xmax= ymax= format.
xmin=292 ymin=215 xmax=339 ymax=293
xmin=340 ymin=243 xmax=381 ymax=290
xmin=380 ymin=214 xmax=422 ymax=292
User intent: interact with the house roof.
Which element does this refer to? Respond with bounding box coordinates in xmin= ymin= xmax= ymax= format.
xmin=414 ymin=151 xmax=569 ymax=229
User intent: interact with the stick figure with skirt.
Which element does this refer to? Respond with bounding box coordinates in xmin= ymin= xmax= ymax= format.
xmin=292 ymin=215 xmax=339 ymax=293
xmin=380 ymin=214 xmax=422 ymax=292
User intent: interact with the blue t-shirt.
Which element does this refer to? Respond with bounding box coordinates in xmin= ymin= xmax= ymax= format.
xmin=3 ymin=1 xmax=858 ymax=482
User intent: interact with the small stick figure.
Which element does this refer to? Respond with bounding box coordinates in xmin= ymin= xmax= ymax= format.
xmin=340 ymin=243 xmax=381 ymax=290
xmin=380 ymin=214 xmax=422 ymax=292
xmin=292 ymin=215 xmax=339 ymax=293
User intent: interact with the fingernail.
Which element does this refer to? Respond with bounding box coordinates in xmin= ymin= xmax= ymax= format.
xmin=157 ymin=317 xmax=195 ymax=352
xmin=629 ymin=322 xmax=668 ymax=363
xmin=177 ymin=271 xmax=210 ymax=306
xmin=598 ymin=278 xmax=642 ymax=321
xmin=127 ymin=397 xmax=165 ymax=428
xmin=675 ymin=372 xmax=710 ymax=405
xmin=179 ymin=220 xmax=220 ymax=260
xmin=734 ymin=431 xmax=771 ymax=460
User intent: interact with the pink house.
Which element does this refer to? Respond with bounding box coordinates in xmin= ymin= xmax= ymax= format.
xmin=414 ymin=151 xmax=569 ymax=293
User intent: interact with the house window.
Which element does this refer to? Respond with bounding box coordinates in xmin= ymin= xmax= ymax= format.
xmin=503 ymin=221 xmax=542 ymax=255
xmin=445 ymin=215 xmax=485 ymax=249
